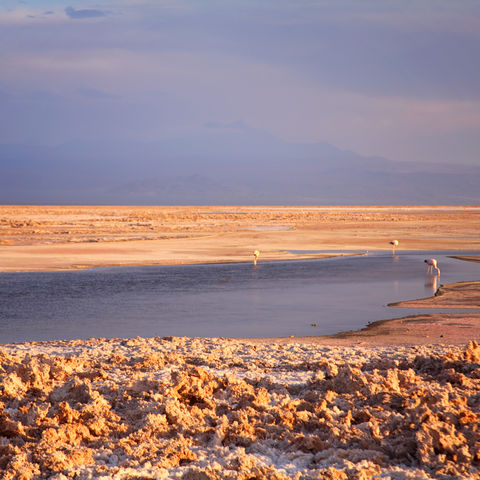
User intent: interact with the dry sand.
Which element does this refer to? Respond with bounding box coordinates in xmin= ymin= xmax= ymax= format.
xmin=1 ymin=205 xmax=480 ymax=478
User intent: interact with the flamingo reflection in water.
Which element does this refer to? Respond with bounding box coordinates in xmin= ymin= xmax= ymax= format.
xmin=425 ymin=273 xmax=439 ymax=293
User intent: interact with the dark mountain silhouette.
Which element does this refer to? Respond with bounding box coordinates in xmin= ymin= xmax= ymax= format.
xmin=1 ymin=124 xmax=479 ymax=204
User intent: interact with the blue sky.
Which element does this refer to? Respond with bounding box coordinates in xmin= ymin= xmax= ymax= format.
xmin=1 ymin=0 xmax=480 ymax=165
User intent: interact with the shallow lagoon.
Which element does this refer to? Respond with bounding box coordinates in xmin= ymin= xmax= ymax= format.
xmin=0 ymin=251 xmax=479 ymax=343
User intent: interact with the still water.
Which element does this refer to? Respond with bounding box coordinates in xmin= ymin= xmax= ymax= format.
xmin=0 ymin=251 xmax=479 ymax=343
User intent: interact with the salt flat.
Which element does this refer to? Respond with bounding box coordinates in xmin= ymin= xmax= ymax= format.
xmin=1 ymin=205 xmax=479 ymax=271
xmin=1 ymin=205 xmax=480 ymax=479
xmin=1 ymin=336 xmax=480 ymax=479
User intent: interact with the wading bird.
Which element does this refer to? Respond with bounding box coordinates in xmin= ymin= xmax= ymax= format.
xmin=424 ymin=258 xmax=440 ymax=275
xmin=253 ymin=250 xmax=260 ymax=266
xmin=389 ymin=240 xmax=399 ymax=255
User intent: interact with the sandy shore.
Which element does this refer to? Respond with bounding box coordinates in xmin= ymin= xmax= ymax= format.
xmin=233 ymin=278 xmax=480 ymax=347
xmin=1 ymin=205 xmax=479 ymax=272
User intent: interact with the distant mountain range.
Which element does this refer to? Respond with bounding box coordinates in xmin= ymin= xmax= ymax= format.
xmin=1 ymin=123 xmax=479 ymax=204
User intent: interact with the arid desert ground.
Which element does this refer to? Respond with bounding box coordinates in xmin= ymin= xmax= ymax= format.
xmin=1 ymin=205 xmax=480 ymax=479
xmin=1 ymin=205 xmax=479 ymax=271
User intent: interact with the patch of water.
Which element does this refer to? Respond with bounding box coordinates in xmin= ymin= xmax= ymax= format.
xmin=0 ymin=251 xmax=478 ymax=343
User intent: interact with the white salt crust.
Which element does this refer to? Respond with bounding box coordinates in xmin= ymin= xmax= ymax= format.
xmin=1 ymin=336 xmax=479 ymax=479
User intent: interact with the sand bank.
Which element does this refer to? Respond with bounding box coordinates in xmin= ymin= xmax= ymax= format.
xmin=390 ymin=280 xmax=480 ymax=310
xmin=239 ymin=277 xmax=480 ymax=348
xmin=1 ymin=205 xmax=479 ymax=272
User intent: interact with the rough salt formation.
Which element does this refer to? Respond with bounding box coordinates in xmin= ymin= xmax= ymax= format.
xmin=1 ymin=336 xmax=480 ymax=479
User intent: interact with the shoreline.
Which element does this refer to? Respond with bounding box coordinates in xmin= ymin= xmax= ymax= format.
xmin=1 ymin=248 xmax=477 ymax=274
xmin=0 ymin=251 xmax=364 ymax=274
xmin=2 ymin=204 xmax=479 ymax=272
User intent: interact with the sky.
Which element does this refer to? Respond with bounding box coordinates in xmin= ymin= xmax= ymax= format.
xmin=1 ymin=0 xmax=480 ymax=166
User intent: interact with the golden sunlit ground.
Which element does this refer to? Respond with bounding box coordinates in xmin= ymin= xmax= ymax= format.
xmin=1 ymin=205 xmax=479 ymax=271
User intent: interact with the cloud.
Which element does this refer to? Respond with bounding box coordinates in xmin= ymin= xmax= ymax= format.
xmin=0 ymin=7 xmax=66 ymax=25
xmin=1 ymin=0 xmax=479 ymax=166
xmin=65 ymin=6 xmax=106 ymax=20
xmin=77 ymin=87 xmax=119 ymax=100
xmin=25 ymin=90 xmax=62 ymax=102
xmin=0 ymin=88 xmax=62 ymax=103
xmin=204 ymin=120 xmax=249 ymax=130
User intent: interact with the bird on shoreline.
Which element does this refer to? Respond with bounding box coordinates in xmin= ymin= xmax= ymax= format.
xmin=389 ymin=240 xmax=399 ymax=255
xmin=425 ymin=258 xmax=440 ymax=276
xmin=253 ymin=250 xmax=260 ymax=266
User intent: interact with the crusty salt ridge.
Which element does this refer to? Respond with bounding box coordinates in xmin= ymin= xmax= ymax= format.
xmin=1 ymin=336 xmax=480 ymax=479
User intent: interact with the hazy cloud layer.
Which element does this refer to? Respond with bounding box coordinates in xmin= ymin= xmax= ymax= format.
xmin=65 ymin=7 xmax=106 ymax=19
xmin=0 ymin=0 xmax=479 ymax=169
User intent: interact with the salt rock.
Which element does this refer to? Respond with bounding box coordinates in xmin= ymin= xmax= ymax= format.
xmin=181 ymin=467 xmax=218 ymax=480
xmin=48 ymin=357 xmax=76 ymax=381
xmin=142 ymin=413 xmax=168 ymax=432
xmin=225 ymin=450 xmax=258 ymax=471
xmin=129 ymin=377 xmax=161 ymax=394
xmin=325 ymin=362 xmax=339 ymax=378
xmin=316 ymin=466 xmax=348 ymax=480
xmin=2 ymin=338 xmax=480 ymax=479
xmin=39 ymin=423 xmax=93 ymax=449
xmin=464 ymin=341 xmax=480 ymax=363
xmin=55 ymin=401 xmax=81 ymax=424
xmin=325 ymin=365 xmax=368 ymax=394
xmin=49 ymin=377 xmax=95 ymax=403
xmin=4 ymin=452 xmax=40 ymax=480
xmin=17 ymin=355 xmax=52 ymax=390
xmin=23 ymin=402 xmax=50 ymax=427
xmin=0 ymin=414 xmax=26 ymax=438
xmin=41 ymin=447 xmax=94 ymax=472
xmin=2 ymin=372 xmax=27 ymax=398
xmin=212 ymin=415 xmax=228 ymax=447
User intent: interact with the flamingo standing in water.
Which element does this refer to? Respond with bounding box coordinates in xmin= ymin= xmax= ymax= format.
xmin=253 ymin=250 xmax=260 ymax=266
xmin=389 ymin=240 xmax=399 ymax=255
xmin=425 ymin=258 xmax=440 ymax=275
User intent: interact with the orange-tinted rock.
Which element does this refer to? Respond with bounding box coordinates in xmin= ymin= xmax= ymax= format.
xmin=1 ymin=337 xmax=480 ymax=479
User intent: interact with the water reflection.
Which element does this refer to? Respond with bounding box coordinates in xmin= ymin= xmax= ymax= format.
xmin=425 ymin=274 xmax=439 ymax=294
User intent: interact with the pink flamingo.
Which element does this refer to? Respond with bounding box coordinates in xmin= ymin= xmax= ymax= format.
xmin=389 ymin=240 xmax=399 ymax=255
xmin=424 ymin=258 xmax=440 ymax=275
xmin=253 ymin=250 xmax=260 ymax=266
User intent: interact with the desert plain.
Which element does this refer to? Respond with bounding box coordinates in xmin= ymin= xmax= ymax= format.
xmin=1 ymin=205 xmax=480 ymax=479
xmin=1 ymin=205 xmax=479 ymax=271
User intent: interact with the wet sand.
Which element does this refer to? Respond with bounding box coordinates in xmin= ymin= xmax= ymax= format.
xmin=237 ymin=278 xmax=480 ymax=347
